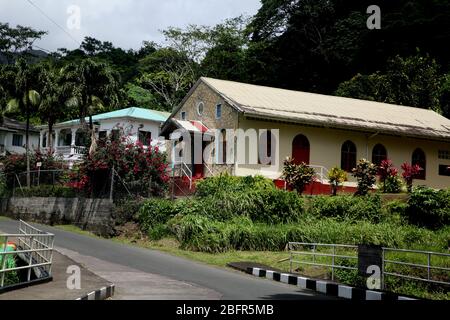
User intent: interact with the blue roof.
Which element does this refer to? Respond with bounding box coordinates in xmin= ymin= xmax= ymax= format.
xmin=60 ymin=107 xmax=170 ymax=125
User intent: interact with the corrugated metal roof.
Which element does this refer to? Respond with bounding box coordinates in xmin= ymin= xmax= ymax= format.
xmin=1 ymin=117 xmax=39 ymax=133
xmin=57 ymin=107 xmax=170 ymax=126
xmin=201 ymin=77 xmax=450 ymax=140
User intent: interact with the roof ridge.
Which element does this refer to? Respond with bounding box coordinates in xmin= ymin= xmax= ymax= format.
xmin=201 ymin=77 xmax=437 ymax=113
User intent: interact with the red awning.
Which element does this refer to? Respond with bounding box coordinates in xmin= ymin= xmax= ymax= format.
xmin=190 ymin=121 xmax=210 ymax=133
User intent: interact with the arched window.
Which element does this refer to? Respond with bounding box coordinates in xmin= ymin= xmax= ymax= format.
xmin=372 ymin=144 xmax=387 ymax=166
xmin=292 ymin=134 xmax=310 ymax=165
xmin=412 ymin=148 xmax=426 ymax=180
xmin=341 ymin=140 xmax=357 ymax=172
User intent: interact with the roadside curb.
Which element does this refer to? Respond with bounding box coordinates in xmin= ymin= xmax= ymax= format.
xmin=245 ymin=267 xmax=418 ymax=301
xmin=76 ymin=284 xmax=115 ymax=300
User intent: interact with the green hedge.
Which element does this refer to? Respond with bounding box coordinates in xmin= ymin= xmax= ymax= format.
xmin=138 ymin=198 xmax=180 ymax=233
xmin=114 ymin=197 xmax=147 ymax=225
xmin=406 ymin=186 xmax=450 ymax=230
xmin=138 ymin=188 xmax=304 ymax=226
xmin=309 ymin=194 xmax=382 ymax=222
xmin=169 ymin=214 xmax=450 ymax=253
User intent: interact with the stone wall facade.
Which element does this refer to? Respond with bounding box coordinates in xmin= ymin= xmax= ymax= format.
xmin=171 ymin=81 xmax=241 ymax=175
xmin=173 ymin=82 xmax=239 ymax=130
xmin=1 ymin=197 xmax=115 ymax=237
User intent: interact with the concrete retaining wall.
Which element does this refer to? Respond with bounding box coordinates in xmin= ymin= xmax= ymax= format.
xmin=1 ymin=197 xmax=115 ymax=237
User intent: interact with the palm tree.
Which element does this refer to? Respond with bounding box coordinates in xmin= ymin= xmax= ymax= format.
xmin=60 ymin=59 xmax=120 ymax=154
xmin=37 ymin=64 xmax=68 ymax=154
xmin=2 ymin=58 xmax=42 ymax=187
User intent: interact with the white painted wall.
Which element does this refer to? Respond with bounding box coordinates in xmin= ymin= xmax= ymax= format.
xmin=98 ymin=118 xmax=166 ymax=151
xmin=39 ymin=117 xmax=168 ymax=156
xmin=1 ymin=131 xmax=39 ymax=154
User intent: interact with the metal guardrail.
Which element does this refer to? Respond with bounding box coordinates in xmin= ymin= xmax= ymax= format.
xmin=382 ymin=247 xmax=450 ymax=288
xmin=288 ymin=242 xmax=450 ymax=289
xmin=0 ymin=220 xmax=55 ymax=287
xmin=288 ymin=242 xmax=358 ymax=281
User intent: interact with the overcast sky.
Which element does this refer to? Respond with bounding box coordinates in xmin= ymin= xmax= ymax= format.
xmin=0 ymin=0 xmax=261 ymax=52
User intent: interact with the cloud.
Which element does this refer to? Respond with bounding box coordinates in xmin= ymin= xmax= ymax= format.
xmin=0 ymin=0 xmax=261 ymax=52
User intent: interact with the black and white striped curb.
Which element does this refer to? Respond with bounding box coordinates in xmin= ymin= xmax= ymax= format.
xmin=247 ymin=267 xmax=417 ymax=301
xmin=76 ymin=284 xmax=115 ymax=300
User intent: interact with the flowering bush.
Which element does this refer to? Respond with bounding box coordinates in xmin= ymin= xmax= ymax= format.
xmin=0 ymin=149 xmax=66 ymax=175
xmin=32 ymin=149 xmax=67 ymax=170
xmin=378 ymin=160 xmax=402 ymax=193
xmin=352 ymin=159 xmax=377 ymax=196
xmin=282 ymin=157 xmax=316 ymax=194
xmin=401 ymin=162 xmax=421 ymax=193
xmin=72 ymin=131 xmax=169 ymax=198
xmin=0 ymin=149 xmax=66 ymax=189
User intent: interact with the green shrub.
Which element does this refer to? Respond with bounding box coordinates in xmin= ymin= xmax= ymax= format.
xmin=17 ymin=185 xmax=76 ymax=198
xmin=379 ymin=175 xmax=403 ymax=194
xmin=148 ymin=224 xmax=172 ymax=240
xmin=383 ymin=200 xmax=408 ymax=224
xmin=406 ymin=186 xmax=450 ymax=230
xmin=228 ymin=217 xmax=288 ymax=251
xmin=250 ymin=188 xmax=304 ymax=224
xmin=169 ymin=214 xmax=230 ymax=252
xmin=114 ymin=197 xmax=146 ymax=225
xmin=195 ymin=174 xmax=274 ymax=197
xmin=178 ymin=187 xmax=304 ymax=224
xmin=194 ymin=191 xmax=258 ymax=221
xmin=309 ymin=194 xmax=382 ymax=222
xmin=192 ymin=175 xmax=305 ymax=224
xmin=138 ymin=198 xmax=180 ymax=233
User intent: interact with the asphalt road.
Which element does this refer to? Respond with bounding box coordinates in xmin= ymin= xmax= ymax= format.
xmin=0 ymin=218 xmax=335 ymax=300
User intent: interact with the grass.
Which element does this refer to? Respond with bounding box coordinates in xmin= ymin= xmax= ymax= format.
xmin=54 ymin=224 xmax=100 ymax=238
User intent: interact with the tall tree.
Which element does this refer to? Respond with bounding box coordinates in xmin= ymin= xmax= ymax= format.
xmin=336 ymin=53 xmax=443 ymax=113
xmin=246 ymin=0 xmax=450 ymax=93
xmin=60 ymin=59 xmax=120 ymax=151
xmin=200 ymin=16 xmax=250 ymax=81
xmin=138 ymin=48 xmax=196 ymax=111
xmin=0 ymin=23 xmax=47 ymax=64
xmin=38 ymin=63 xmax=68 ymax=153
xmin=440 ymin=74 xmax=450 ymax=119
xmin=2 ymin=58 xmax=42 ymax=186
